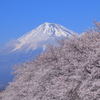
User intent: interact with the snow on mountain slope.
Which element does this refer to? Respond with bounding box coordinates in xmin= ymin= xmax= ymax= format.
xmin=12 ymin=22 xmax=77 ymax=52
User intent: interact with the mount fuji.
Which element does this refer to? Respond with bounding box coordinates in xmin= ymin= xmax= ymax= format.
xmin=2 ymin=22 xmax=76 ymax=53
xmin=0 ymin=22 xmax=77 ymax=90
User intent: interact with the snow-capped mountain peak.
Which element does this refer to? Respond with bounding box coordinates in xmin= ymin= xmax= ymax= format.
xmin=18 ymin=22 xmax=76 ymax=40
xmin=11 ymin=22 xmax=77 ymax=52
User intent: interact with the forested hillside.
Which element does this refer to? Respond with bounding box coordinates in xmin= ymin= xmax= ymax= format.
xmin=0 ymin=21 xmax=100 ymax=100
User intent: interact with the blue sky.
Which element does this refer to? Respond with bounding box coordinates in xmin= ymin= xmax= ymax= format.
xmin=0 ymin=0 xmax=100 ymax=49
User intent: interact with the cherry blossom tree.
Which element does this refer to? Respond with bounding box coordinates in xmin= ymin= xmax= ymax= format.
xmin=0 ymin=21 xmax=100 ymax=100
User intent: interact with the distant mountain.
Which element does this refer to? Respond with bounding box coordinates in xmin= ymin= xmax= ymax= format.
xmin=0 ymin=22 xmax=77 ymax=90
xmin=1 ymin=22 xmax=76 ymax=54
